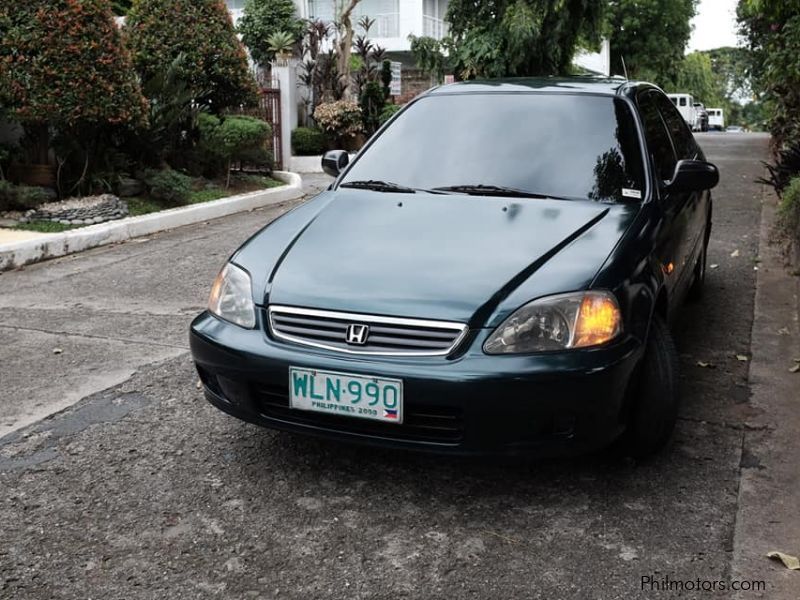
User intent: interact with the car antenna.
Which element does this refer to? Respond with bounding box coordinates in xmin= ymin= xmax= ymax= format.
xmin=621 ymin=56 xmax=629 ymax=81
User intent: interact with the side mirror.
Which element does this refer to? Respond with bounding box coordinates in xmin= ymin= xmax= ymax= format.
xmin=666 ymin=159 xmax=719 ymax=193
xmin=321 ymin=150 xmax=349 ymax=177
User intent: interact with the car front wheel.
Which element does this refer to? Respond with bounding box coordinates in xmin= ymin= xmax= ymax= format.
xmin=621 ymin=316 xmax=679 ymax=458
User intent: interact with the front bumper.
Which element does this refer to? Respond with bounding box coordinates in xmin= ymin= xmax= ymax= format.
xmin=189 ymin=310 xmax=643 ymax=456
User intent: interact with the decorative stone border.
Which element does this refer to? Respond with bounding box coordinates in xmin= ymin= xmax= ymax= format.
xmin=0 ymin=171 xmax=303 ymax=272
xmin=20 ymin=194 xmax=129 ymax=225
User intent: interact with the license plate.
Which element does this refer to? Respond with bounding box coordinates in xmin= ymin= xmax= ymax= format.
xmin=288 ymin=367 xmax=403 ymax=424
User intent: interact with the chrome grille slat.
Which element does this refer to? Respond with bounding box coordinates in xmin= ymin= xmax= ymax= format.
xmin=363 ymin=336 xmax=450 ymax=349
xmin=271 ymin=324 xmax=344 ymax=341
xmin=268 ymin=305 xmax=467 ymax=356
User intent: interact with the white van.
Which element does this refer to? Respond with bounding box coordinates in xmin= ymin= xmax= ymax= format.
xmin=667 ymin=94 xmax=696 ymax=128
xmin=707 ymin=108 xmax=725 ymax=131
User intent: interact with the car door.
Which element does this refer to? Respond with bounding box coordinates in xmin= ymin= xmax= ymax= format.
xmin=636 ymin=90 xmax=686 ymax=308
xmin=654 ymin=91 xmax=709 ymax=299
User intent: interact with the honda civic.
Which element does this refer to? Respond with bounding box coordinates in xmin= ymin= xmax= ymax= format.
xmin=190 ymin=77 xmax=719 ymax=457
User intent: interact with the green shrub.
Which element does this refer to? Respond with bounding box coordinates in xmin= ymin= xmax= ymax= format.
xmin=0 ymin=0 xmax=146 ymax=129
xmin=0 ymin=181 xmax=50 ymax=211
xmin=291 ymin=127 xmax=326 ymax=156
xmin=779 ymin=176 xmax=800 ymax=234
xmin=0 ymin=180 xmax=16 ymax=211
xmin=378 ymin=104 xmax=402 ymax=126
xmin=125 ymin=0 xmax=258 ymax=113
xmin=360 ymin=81 xmax=386 ymax=136
xmin=313 ymin=101 xmax=363 ymax=145
xmin=143 ymin=168 xmax=192 ymax=204
xmin=198 ymin=114 xmax=273 ymax=184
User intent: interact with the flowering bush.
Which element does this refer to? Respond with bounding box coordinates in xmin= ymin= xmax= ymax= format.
xmin=0 ymin=0 xmax=146 ymax=129
xmin=125 ymin=0 xmax=258 ymax=113
xmin=313 ymin=101 xmax=363 ymax=140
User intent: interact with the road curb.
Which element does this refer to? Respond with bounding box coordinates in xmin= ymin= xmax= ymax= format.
xmin=732 ymin=185 xmax=800 ymax=599
xmin=0 ymin=171 xmax=303 ymax=272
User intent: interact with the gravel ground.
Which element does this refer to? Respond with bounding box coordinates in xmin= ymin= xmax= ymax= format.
xmin=0 ymin=140 xmax=786 ymax=599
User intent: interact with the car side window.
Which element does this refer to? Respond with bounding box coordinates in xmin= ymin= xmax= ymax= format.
xmin=637 ymin=92 xmax=677 ymax=181
xmin=655 ymin=94 xmax=698 ymax=159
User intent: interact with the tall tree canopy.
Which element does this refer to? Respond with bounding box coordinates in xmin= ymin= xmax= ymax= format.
xmin=704 ymin=46 xmax=752 ymax=101
xmin=607 ymin=0 xmax=698 ymax=84
xmin=125 ymin=0 xmax=258 ymax=112
xmin=445 ymin=0 xmax=607 ymax=79
xmin=0 ymin=0 xmax=146 ymax=130
xmin=738 ymin=0 xmax=800 ymax=145
xmin=667 ymin=52 xmax=724 ymax=106
xmin=238 ymin=0 xmax=304 ymax=67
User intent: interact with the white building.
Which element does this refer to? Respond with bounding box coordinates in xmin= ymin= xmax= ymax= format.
xmin=225 ymin=0 xmax=449 ymax=52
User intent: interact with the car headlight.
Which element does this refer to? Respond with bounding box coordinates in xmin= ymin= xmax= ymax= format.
xmin=484 ymin=291 xmax=622 ymax=354
xmin=208 ymin=263 xmax=256 ymax=329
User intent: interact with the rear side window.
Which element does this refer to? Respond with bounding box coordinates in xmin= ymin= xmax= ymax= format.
xmin=637 ymin=92 xmax=676 ymax=181
xmin=655 ymin=93 xmax=697 ymax=159
xmin=679 ymin=97 xmax=687 ymax=107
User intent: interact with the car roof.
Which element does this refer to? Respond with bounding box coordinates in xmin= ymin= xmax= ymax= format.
xmin=424 ymin=76 xmax=657 ymax=99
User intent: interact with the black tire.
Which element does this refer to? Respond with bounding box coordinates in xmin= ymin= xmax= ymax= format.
xmin=687 ymin=238 xmax=707 ymax=302
xmin=621 ymin=317 xmax=679 ymax=458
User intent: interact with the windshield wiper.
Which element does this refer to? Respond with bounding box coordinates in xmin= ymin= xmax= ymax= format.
xmin=340 ymin=180 xmax=417 ymax=194
xmin=431 ymin=184 xmax=569 ymax=200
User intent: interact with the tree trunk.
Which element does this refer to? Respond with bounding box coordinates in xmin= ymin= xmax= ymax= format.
xmin=25 ymin=122 xmax=50 ymax=165
xmin=335 ymin=0 xmax=361 ymax=98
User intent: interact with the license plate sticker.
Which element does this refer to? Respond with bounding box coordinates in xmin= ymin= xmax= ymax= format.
xmin=288 ymin=367 xmax=403 ymax=424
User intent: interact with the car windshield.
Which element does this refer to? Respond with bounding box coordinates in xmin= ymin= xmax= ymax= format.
xmin=339 ymin=93 xmax=646 ymax=202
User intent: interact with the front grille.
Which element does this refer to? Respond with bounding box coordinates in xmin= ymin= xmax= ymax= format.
xmin=268 ymin=305 xmax=467 ymax=356
xmin=253 ymin=382 xmax=464 ymax=444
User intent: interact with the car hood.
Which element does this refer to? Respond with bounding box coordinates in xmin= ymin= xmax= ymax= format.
xmin=239 ymin=189 xmax=637 ymax=326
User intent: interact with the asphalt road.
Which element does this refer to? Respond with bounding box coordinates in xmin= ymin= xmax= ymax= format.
xmin=0 ymin=135 xmax=785 ymax=599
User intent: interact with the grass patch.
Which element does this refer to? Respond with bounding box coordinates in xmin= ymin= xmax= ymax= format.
xmin=13 ymin=220 xmax=77 ymax=233
xmin=189 ymin=188 xmax=228 ymax=204
xmin=126 ymin=196 xmax=163 ymax=217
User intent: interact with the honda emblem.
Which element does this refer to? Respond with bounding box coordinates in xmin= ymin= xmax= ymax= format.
xmin=345 ymin=324 xmax=370 ymax=345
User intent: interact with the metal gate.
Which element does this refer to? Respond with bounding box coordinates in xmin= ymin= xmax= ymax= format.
xmin=258 ymin=87 xmax=282 ymax=171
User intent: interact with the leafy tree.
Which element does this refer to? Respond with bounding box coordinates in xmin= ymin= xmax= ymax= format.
xmin=667 ymin=52 xmax=725 ymax=107
xmin=445 ymin=0 xmax=606 ymax=78
xmin=408 ymin=35 xmax=454 ymax=83
xmin=0 ymin=0 xmax=146 ymax=165
xmin=704 ymin=46 xmax=752 ymax=101
xmin=738 ymin=0 xmax=800 ymax=146
xmin=608 ymin=0 xmax=698 ymax=83
xmin=238 ymin=0 xmax=304 ymax=67
xmin=125 ymin=0 xmax=258 ymax=113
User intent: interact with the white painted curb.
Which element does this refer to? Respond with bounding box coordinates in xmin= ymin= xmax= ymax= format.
xmin=0 ymin=171 xmax=303 ymax=271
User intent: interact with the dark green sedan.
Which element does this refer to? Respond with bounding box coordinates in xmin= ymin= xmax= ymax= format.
xmin=190 ymin=77 xmax=719 ymax=457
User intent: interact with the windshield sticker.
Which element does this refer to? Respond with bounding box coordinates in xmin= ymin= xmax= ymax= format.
xmin=622 ymin=188 xmax=642 ymax=199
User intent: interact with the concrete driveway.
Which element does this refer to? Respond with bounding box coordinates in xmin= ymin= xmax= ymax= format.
xmin=1 ymin=138 xmax=798 ymax=599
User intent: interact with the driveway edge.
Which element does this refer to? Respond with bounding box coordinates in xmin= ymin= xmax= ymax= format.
xmin=732 ymin=185 xmax=800 ymax=598
xmin=0 ymin=171 xmax=303 ymax=272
